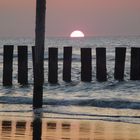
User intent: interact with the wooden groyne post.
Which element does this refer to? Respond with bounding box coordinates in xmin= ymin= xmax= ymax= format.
xmin=63 ymin=47 xmax=72 ymax=82
xmin=3 ymin=46 xmax=140 ymax=89
xmin=48 ymin=48 xmax=58 ymax=84
xmin=114 ymin=47 xmax=126 ymax=81
xmin=18 ymin=46 xmax=28 ymax=85
xmin=32 ymin=46 xmax=35 ymax=76
xmin=130 ymin=47 xmax=140 ymax=80
xmin=96 ymin=48 xmax=107 ymax=82
xmin=81 ymin=48 xmax=92 ymax=82
xmin=3 ymin=45 xmax=14 ymax=86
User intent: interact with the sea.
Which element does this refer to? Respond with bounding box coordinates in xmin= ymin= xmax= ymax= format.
xmin=0 ymin=36 xmax=140 ymax=124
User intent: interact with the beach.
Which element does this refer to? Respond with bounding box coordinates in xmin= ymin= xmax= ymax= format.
xmin=0 ymin=36 xmax=140 ymax=139
xmin=1 ymin=0 xmax=140 ymax=139
xmin=0 ymin=114 xmax=140 ymax=140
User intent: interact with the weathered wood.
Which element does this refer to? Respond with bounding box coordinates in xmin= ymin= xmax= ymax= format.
xmin=35 ymin=0 xmax=46 ymax=83
xmin=33 ymin=46 xmax=44 ymax=108
xmin=3 ymin=45 xmax=14 ymax=86
xmin=32 ymin=46 xmax=35 ymax=78
xmin=35 ymin=0 xmax=46 ymax=49
xmin=130 ymin=47 xmax=140 ymax=80
xmin=63 ymin=46 xmax=72 ymax=82
xmin=18 ymin=46 xmax=28 ymax=85
xmin=81 ymin=48 xmax=92 ymax=82
xmin=35 ymin=0 xmax=46 ymax=76
xmin=32 ymin=46 xmax=44 ymax=108
xmin=114 ymin=47 xmax=126 ymax=81
xmin=48 ymin=48 xmax=58 ymax=84
xmin=33 ymin=84 xmax=43 ymax=108
xmin=33 ymin=0 xmax=46 ymax=108
xmin=96 ymin=48 xmax=107 ymax=81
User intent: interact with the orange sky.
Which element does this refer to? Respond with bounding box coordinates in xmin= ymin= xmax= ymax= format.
xmin=0 ymin=0 xmax=140 ymax=37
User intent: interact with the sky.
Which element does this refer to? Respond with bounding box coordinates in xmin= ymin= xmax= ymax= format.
xmin=0 ymin=0 xmax=140 ymax=38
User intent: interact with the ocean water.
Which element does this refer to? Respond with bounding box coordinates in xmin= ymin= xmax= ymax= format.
xmin=0 ymin=36 xmax=140 ymax=124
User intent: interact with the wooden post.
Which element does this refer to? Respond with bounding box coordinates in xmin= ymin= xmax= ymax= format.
xmin=33 ymin=46 xmax=44 ymax=108
xmin=18 ymin=46 xmax=28 ymax=85
xmin=3 ymin=45 xmax=14 ymax=86
xmin=33 ymin=0 xmax=46 ymax=109
xmin=33 ymin=47 xmax=44 ymax=109
xmin=63 ymin=46 xmax=72 ymax=82
xmin=96 ymin=48 xmax=107 ymax=82
xmin=81 ymin=48 xmax=92 ymax=82
xmin=114 ymin=47 xmax=126 ymax=81
xmin=48 ymin=48 xmax=58 ymax=84
xmin=35 ymin=0 xmax=46 ymax=80
xmin=32 ymin=46 xmax=35 ymax=78
xmin=130 ymin=47 xmax=140 ymax=80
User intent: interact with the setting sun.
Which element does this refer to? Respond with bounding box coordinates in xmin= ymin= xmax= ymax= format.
xmin=70 ymin=30 xmax=85 ymax=38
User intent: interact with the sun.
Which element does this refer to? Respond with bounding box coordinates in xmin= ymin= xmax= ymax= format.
xmin=70 ymin=30 xmax=85 ymax=38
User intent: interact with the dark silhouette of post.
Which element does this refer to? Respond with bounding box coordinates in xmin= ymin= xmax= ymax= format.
xmin=33 ymin=0 xmax=46 ymax=108
xmin=32 ymin=46 xmax=35 ymax=76
xmin=3 ymin=45 xmax=14 ymax=86
xmin=48 ymin=48 xmax=58 ymax=84
xmin=96 ymin=48 xmax=107 ymax=81
xmin=81 ymin=48 xmax=92 ymax=82
xmin=130 ymin=47 xmax=140 ymax=80
xmin=114 ymin=47 xmax=126 ymax=81
xmin=18 ymin=46 xmax=28 ymax=85
xmin=33 ymin=117 xmax=42 ymax=140
xmin=63 ymin=46 xmax=72 ymax=82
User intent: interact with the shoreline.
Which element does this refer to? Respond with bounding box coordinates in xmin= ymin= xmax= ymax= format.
xmin=0 ymin=114 xmax=140 ymax=140
xmin=0 ymin=104 xmax=140 ymax=125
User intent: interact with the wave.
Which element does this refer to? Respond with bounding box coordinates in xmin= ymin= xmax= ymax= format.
xmin=44 ymin=99 xmax=140 ymax=109
xmin=0 ymin=96 xmax=140 ymax=110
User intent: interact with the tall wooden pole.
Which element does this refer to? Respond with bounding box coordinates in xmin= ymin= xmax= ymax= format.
xmin=33 ymin=0 xmax=46 ymax=108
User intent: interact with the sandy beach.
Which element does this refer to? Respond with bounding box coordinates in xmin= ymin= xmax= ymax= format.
xmin=0 ymin=115 xmax=140 ymax=140
xmin=0 ymin=37 xmax=140 ymax=139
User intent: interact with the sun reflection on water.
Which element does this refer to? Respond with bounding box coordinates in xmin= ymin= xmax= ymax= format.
xmin=0 ymin=116 xmax=140 ymax=140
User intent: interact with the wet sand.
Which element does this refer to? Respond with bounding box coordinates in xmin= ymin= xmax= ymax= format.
xmin=0 ymin=115 xmax=140 ymax=140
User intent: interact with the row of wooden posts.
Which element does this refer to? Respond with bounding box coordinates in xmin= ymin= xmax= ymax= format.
xmin=2 ymin=45 xmax=140 ymax=86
